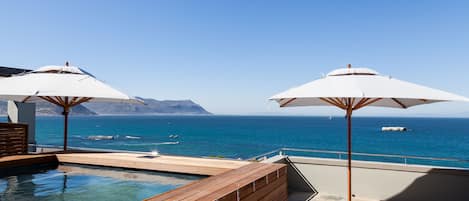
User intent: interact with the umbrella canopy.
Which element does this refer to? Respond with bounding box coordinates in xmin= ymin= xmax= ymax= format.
xmin=271 ymin=67 xmax=469 ymax=108
xmin=0 ymin=65 xmax=140 ymax=103
xmin=270 ymin=65 xmax=469 ymax=201
xmin=0 ymin=62 xmax=141 ymax=151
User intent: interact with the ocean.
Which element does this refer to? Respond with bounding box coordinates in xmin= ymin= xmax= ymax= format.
xmin=24 ymin=115 xmax=469 ymax=164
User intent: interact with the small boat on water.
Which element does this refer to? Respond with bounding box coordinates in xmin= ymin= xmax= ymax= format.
xmin=87 ymin=135 xmax=115 ymax=140
xmin=381 ymin=127 xmax=407 ymax=132
xmin=125 ymin=135 xmax=141 ymax=139
xmin=169 ymin=134 xmax=179 ymax=139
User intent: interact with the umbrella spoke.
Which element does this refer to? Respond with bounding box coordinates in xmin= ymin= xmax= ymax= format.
xmin=319 ymin=98 xmax=347 ymax=109
xmin=280 ymin=98 xmax=296 ymax=107
xmin=21 ymin=96 xmax=32 ymax=103
xmin=354 ymin=98 xmax=382 ymax=110
xmin=352 ymin=98 xmax=370 ymax=110
xmin=70 ymin=97 xmax=92 ymax=107
xmin=350 ymin=98 xmax=356 ymax=107
xmin=335 ymin=98 xmax=346 ymax=107
xmin=39 ymin=96 xmax=63 ymax=106
xmin=55 ymin=96 xmax=66 ymax=106
xmin=392 ymin=98 xmax=407 ymax=109
xmin=319 ymin=98 xmax=338 ymax=108
xmin=69 ymin=97 xmax=79 ymax=105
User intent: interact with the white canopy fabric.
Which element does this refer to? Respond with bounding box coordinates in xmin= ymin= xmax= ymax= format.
xmin=270 ymin=67 xmax=469 ymax=109
xmin=0 ymin=66 xmax=140 ymax=104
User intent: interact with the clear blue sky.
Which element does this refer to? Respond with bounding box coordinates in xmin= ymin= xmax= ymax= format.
xmin=1 ymin=0 xmax=469 ymax=116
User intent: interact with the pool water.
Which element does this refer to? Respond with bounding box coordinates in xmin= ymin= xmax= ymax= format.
xmin=0 ymin=165 xmax=201 ymax=201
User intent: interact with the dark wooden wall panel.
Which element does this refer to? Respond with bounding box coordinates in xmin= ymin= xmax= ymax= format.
xmin=0 ymin=123 xmax=28 ymax=157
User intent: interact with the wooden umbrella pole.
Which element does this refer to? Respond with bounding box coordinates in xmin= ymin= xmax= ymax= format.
xmin=63 ymin=97 xmax=70 ymax=152
xmin=346 ymin=100 xmax=353 ymax=201
xmin=347 ymin=111 xmax=352 ymax=201
xmin=63 ymin=107 xmax=69 ymax=151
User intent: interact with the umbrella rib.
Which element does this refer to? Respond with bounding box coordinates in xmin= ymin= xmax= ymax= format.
xmin=39 ymin=96 xmax=63 ymax=106
xmin=352 ymin=98 xmax=370 ymax=110
xmin=50 ymin=96 xmax=65 ymax=106
xmin=320 ymin=98 xmax=346 ymax=110
xmin=319 ymin=98 xmax=336 ymax=107
xmin=22 ymin=96 xmax=32 ymax=103
xmin=70 ymin=97 xmax=92 ymax=107
xmin=345 ymin=98 xmax=350 ymax=109
xmin=354 ymin=98 xmax=382 ymax=110
xmin=55 ymin=96 xmax=66 ymax=105
xmin=350 ymin=98 xmax=356 ymax=107
xmin=327 ymin=98 xmax=343 ymax=108
xmin=280 ymin=98 xmax=297 ymax=107
xmin=334 ymin=98 xmax=348 ymax=109
xmin=392 ymin=98 xmax=407 ymax=109
xmin=70 ymin=97 xmax=79 ymax=105
xmin=326 ymin=98 xmax=345 ymax=109
xmin=334 ymin=98 xmax=346 ymax=107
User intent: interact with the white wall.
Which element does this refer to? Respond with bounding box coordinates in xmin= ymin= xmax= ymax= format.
xmin=288 ymin=156 xmax=469 ymax=201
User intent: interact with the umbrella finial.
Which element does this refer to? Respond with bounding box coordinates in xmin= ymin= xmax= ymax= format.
xmin=347 ymin=64 xmax=352 ymax=69
xmin=65 ymin=61 xmax=69 ymax=66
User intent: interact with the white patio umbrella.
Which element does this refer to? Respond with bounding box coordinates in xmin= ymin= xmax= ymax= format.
xmin=0 ymin=62 xmax=142 ymax=151
xmin=270 ymin=64 xmax=469 ymax=201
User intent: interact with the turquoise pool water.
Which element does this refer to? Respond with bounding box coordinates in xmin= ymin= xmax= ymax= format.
xmin=0 ymin=164 xmax=201 ymax=201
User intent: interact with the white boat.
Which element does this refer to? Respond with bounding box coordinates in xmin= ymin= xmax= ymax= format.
xmin=381 ymin=126 xmax=407 ymax=132
xmin=87 ymin=135 xmax=115 ymax=140
xmin=125 ymin=135 xmax=141 ymax=139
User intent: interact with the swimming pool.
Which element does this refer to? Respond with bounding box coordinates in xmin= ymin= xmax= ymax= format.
xmin=0 ymin=164 xmax=201 ymax=201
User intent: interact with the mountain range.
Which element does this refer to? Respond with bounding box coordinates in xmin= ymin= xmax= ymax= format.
xmin=0 ymin=97 xmax=210 ymax=116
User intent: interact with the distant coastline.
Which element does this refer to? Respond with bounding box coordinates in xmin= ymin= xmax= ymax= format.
xmin=0 ymin=97 xmax=211 ymax=116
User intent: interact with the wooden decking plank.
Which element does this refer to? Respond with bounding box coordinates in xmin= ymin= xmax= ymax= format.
xmin=61 ymin=153 xmax=248 ymax=169
xmin=59 ymin=156 xmax=225 ymax=175
xmin=186 ymin=164 xmax=272 ymax=200
xmin=243 ymin=175 xmax=287 ymax=201
xmin=146 ymin=163 xmax=287 ymax=201
xmin=164 ymin=164 xmax=267 ymax=201
xmin=57 ymin=153 xmax=250 ymax=176
xmin=201 ymin=164 xmax=285 ymax=200
xmin=145 ymin=163 xmax=264 ymax=201
xmin=258 ymin=182 xmax=288 ymax=201
xmin=0 ymin=154 xmax=58 ymax=171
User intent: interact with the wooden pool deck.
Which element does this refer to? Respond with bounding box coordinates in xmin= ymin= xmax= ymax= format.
xmin=0 ymin=153 xmax=287 ymax=201
xmin=0 ymin=154 xmax=58 ymax=176
xmin=0 ymin=154 xmax=57 ymax=169
xmin=145 ymin=162 xmax=287 ymax=201
xmin=56 ymin=152 xmax=251 ymax=176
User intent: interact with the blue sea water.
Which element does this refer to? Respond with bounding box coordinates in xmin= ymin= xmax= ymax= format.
xmin=25 ymin=115 xmax=469 ymax=164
